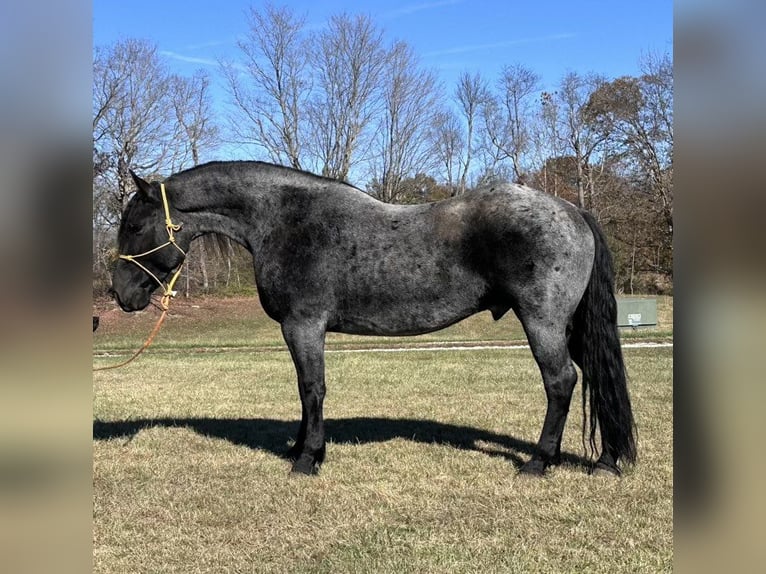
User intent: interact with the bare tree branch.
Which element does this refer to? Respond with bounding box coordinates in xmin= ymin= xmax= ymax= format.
xmin=222 ymin=4 xmax=310 ymax=168
xmin=368 ymin=41 xmax=442 ymax=202
xmin=309 ymin=13 xmax=387 ymax=180
xmin=482 ymin=63 xmax=540 ymax=184
xmin=454 ymin=71 xmax=490 ymax=194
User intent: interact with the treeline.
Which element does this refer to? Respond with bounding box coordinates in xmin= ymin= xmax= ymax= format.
xmin=93 ymin=5 xmax=672 ymax=298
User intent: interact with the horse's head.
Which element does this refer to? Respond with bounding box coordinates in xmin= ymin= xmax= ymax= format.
xmin=111 ymin=171 xmax=189 ymax=312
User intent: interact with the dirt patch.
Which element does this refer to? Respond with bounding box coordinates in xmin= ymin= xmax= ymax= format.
xmin=93 ymin=295 xmax=264 ymax=329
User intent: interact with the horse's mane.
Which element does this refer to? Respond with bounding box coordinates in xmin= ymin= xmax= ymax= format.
xmin=171 ymin=160 xmax=362 ymax=191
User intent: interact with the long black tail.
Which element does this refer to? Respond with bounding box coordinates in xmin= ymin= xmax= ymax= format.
xmin=571 ymin=210 xmax=637 ymax=468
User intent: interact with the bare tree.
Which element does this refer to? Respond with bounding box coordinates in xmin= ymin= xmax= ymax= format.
xmin=638 ymin=51 xmax=673 ymax=236
xmin=93 ymin=40 xmax=179 ymax=291
xmin=550 ymin=71 xmax=608 ymax=208
xmin=483 ymin=64 xmax=540 ymax=184
xmin=222 ymin=3 xmax=310 ymax=168
xmin=528 ymin=91 xmax=563 ymax=196
xmin=93 ymin=39 xmax=220 ymax=294
xmin=170 ymin=71 xmax=218 ymax=169
xmin=308 ymin=13 xmax=387 ymax=180
xmin=93 ymin=39 xmax=181 ymax=212
xmin=169 ymin=70 xmax=220 ymax=294
xmin=454 ymin=71 xmax=489 ymax=194
xmin=368 ymin=41 xmax=442 ymax=203
xmin=428 ymin=109 xmax=464 ymax=192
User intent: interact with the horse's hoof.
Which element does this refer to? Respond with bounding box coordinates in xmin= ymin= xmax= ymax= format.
xmin=518 ymin=459 xmax=547 ymax=477
xmin=290 ymin=455 xmax=319 ymax=476
xmin=285 ymin=445 xmax=303 ymax=461
xmin=591 ymin=461 xmax=622 ymax=477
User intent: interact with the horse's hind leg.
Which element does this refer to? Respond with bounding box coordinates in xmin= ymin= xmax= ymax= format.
xmin=286 ymin=387 xmax=308 ymax=460
xmin=518 ymin=314 xmax=578 ymax=476
xmin=281 ymin=319 xmax=327 ymax=475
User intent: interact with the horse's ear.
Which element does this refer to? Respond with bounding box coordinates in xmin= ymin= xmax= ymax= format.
xmin=130 ymin=170 xmax=158 ymax=200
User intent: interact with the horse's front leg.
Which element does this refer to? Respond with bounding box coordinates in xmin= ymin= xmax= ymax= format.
xmin=281 ymin=319 xmax=327 ymax=475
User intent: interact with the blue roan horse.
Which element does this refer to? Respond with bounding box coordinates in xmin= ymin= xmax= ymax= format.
xmin=112 ymin=161 xmax=636 ymax=476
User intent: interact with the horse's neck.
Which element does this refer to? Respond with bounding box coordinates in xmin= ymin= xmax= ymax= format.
xmin=173 ymin=172 xmax=271 ymax=250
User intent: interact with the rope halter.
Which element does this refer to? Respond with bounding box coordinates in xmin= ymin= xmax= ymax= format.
xmin=118 ymin=183 xmax=186 ymax=310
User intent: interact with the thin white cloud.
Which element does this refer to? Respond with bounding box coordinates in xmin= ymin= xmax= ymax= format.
xmin=384 ymin=0 xmax=463 ymax=19
xmin=425 ymin=33 xmax=575 ymax=57
xmin=160 ymin=50 xmax=219 ymax=67
xmin=182 ymin=39 xmax=231 ymax=51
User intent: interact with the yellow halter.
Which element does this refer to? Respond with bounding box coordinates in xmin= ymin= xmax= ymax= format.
xmin=94 ymin=183 xmax=186 ymax=372
xmin=117 ymin=183 xmax=186 ymax=311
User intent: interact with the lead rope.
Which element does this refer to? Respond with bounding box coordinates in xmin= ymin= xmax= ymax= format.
xmin=94 ymin=183 xmax=185 ymax=372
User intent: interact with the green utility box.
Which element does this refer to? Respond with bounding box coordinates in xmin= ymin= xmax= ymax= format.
xmin=616 ymin=298 xmax=657 ymax=328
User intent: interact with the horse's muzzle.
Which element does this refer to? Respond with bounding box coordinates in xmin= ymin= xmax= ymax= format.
xmin=111 ymin=262 xmax=156 ymax=312
xmin=112 ymin=285 xmax=152 ymax=312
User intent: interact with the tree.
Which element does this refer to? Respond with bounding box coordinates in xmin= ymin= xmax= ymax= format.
xmin=93 ymin=39 xmax=180 ymax=212
xmin=170 ymin=71 xmax=218 ymax=169
xmin=222 ymin=3 xmax=310 ymax=168
xmin=453 ymin=71 xmax=490 ymax=194
xmin=428 ymin=109 xmax=464 ymax=192
xmin=93 ymin=39 xmax=219 ymax=295
xmin=585 ymin=51 xmax=673 ymax=237
xmin=93 ymin=39 xmax=176 ymax=294
xmin=483 ymin=63 xmax=540 ymax=184
xmin=308 ymin=13 xmax=387 ymax=180
xmin=638 ymin=50 xmax=673 ymax=238
xmin=368 ymin=41 xmax=442 ymax=203
xmin=169 ymin=71 xmax=220 ymax=294
xmin=367 ymin=173 xmax=451 ymax=204
xmin=529 ymin=155 xmax=581 ymax=205
xmin=583 ymin=51 xmax=674 ymax=282
xmin=543 ymin=71 xmax=608 ymax=208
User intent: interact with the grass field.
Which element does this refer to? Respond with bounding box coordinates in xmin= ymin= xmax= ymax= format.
xmin=93 ymin=294 xmax=673 ymax=351
xmin=93 ymin=297 xmax=673 ymax=573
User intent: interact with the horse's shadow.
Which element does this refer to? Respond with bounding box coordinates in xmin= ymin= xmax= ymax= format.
xmin=93 ymin=416 xmax=592 ymax=471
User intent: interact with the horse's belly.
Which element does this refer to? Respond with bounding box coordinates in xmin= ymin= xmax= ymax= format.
xmin=331 ymin=292 xmax=484 ymax=336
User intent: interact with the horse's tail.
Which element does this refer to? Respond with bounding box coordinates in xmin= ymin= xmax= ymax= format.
xmin=570 ymin=210 xmax=637 ymax=469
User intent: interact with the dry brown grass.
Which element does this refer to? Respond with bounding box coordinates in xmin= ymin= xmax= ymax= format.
xmin=94 ymin=342 xmax=672 ymax=573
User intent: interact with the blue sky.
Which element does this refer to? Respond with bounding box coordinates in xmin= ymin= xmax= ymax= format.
xmin=94 ymin=0 xmax=672 ymax=88
xmin=94 ymin=0 xmax=672 ymax=161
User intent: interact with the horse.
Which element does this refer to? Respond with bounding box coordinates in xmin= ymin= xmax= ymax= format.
xmin=111 ymin=160 xmax=636 ymax=477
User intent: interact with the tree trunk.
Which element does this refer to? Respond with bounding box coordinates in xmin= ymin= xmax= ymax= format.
xmin=198 ymin=239 xmax=209 ymax=292
xmin=629 ymin=230 xmax=637 ymax=295
xmin=576 ymin=159 xmax=586 ymax=209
